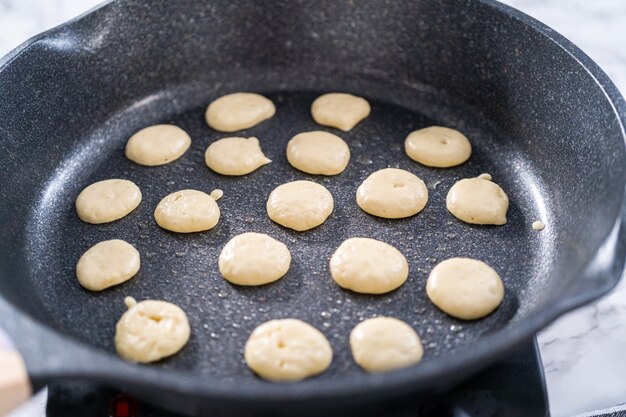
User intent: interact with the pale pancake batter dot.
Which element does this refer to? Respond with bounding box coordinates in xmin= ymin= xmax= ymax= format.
xmin=404 ymin=126 xmax=472 ymax=168
xmin=286 ymin=131 xmax=350 ymax=175
xmin=244 ymin=319 xmax=332 ymax=382
xmin=311 ymin=93 xmax=370 ymax=131
xmin=115 ymin=297 xmax=191 ymax=363
xmin=426 ymin=257 xmax=504 ymax=320
xmin=205 ymin=93 xmax=275 ymax=132
xmin=446 ymin=177 xmax=509 ymax=225
xmin=350 ymin=317 xmax=423 ymax=372
xmin=266 ymin=180 xmax=333 ymax=231
xmin=210 ymin=189 xmax=224 ymax=200
xmin=330 ymin=237 xmax=408 ymax=294
xmin=356 ymin=168 xmax=428 ymax=219
xmin=532 ymin=220 xmax=546 ymax=231
xmin=76 ymin=240 xmax=140 ymax=291
xmin=219 ymin=232 xmax=291 ymax=286
xmin=477 ymin=173 xmax=492 ymax=181
xmin=125 ymin=124 xmax=191 ymax=166
xmin=124 ymin=296 xmax=137 ymax=308
xmin=75 ymin=179 xmax=142 ymax=224
xmin=204 ymin=137 xmax=271 ymax=176
xmin=154 ymin=189 xmax=221 ymax=233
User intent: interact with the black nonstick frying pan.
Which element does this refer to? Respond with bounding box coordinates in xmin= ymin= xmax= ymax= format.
xmin=1 ymin=0 xmax=625 ymax=415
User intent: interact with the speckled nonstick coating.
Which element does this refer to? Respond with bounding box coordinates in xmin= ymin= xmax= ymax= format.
xmin=0 ymin=0 xmax=625 ymax=415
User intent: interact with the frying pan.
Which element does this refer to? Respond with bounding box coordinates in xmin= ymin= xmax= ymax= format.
xmin=1 ymin=0 xmax=625 ymax=415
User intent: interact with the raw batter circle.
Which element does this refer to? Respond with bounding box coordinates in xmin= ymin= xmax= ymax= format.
xmin=266 ymin=180 xmax=334 ymax=231
xmin=154 ymin=189 xmax=221 ymax=233
xmin=205 ymin=92 xmax=275 ymax=132
xmin=244 ymin=318 xmax=333 ymax=382
xmin=311 ymin=93 xmax=371 ymax=131
xmin=404 ymin=126 xmax=472 ymax=168
xmin=204 ymin=136 xmax=271 ymax=176
xmin=350 ymin=317 xmax=424 ymax=372
xmin=426 ymin=257 xmax=504 ymax=320
xmin=356 ymin=168 xmax=428 ymax=219
xmin=219 ymin=232 xmax=291 ymax=286
xmin=115 ymin=297 xmax=191 ymax=363
xmin=330 ymin=237 xmax=409 ymax=294
xmin=125 ymin=124 xmax=191 ymax=166
xmin=446 ymin=177 xmax=509 ymax=225
xmin=286 ymin=131 xmax=350 ymax=175
xmin=75 ymin=179 xmax=142 ymax=224
xmin=76 ymin=239 xmax=140 ymax=291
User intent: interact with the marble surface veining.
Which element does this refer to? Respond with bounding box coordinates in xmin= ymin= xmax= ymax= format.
xmin=1 ymin=1 xmax=626 ymax=417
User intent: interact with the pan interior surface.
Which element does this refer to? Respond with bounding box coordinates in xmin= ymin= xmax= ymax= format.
xmin=0 ymin=0 xmax=624 ymax=403
xmin=25 ymin=74 xmax=550 ymax=383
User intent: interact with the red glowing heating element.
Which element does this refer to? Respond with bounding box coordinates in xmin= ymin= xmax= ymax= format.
xmin=116 ymin=402 xmax=129 ymax=417
xmin=111 ymin=394 xmax=137 ymax=417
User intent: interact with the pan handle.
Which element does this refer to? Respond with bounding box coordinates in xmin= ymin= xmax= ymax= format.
xmin=563 ymin=213 xmax=626 ymax=306
xmin=0 ymin=327 xmax=31 ymax=416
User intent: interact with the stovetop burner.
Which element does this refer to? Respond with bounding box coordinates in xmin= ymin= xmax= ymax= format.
xmin=46 ymin=339 xmax=548 ymax=417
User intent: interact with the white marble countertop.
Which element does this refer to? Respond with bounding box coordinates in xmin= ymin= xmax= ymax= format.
xmin=1 ymin=1 xmax=625 ymax=416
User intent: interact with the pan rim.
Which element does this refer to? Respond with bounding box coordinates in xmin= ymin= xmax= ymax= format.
xmin=0 ymin=0 xmax=625 ymax=405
